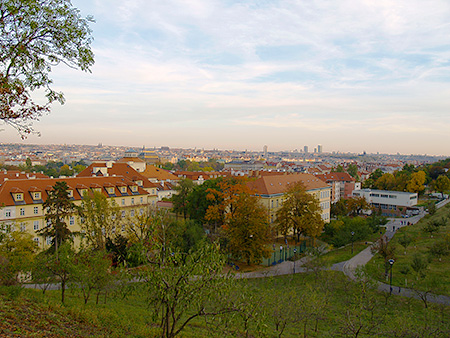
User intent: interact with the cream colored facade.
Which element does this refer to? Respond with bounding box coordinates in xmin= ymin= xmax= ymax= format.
xmin=0 ymin=176 xmax=157 ymax=250
xmin=247 ymin=173 xmax=332 ymax=225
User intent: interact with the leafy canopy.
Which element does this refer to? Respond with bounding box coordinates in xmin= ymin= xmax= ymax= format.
xmin=0 ymin=0 xmax=94 ymax=136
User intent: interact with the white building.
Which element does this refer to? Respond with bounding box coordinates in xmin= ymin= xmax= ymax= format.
xmin=352 ymin=189 xmax=418 ymax=217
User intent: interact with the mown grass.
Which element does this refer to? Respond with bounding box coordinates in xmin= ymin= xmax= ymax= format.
xmin=366 ymin=202 xmax=450 ymax=295
xmin=3 ymin=268 xmax=450 ymax=338
xmin=321 ymin=227 xmax=385 ymax=266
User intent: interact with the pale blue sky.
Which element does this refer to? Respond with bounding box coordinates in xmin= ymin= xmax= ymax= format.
xmin=3 ymin=0 xmax=450 ymax=155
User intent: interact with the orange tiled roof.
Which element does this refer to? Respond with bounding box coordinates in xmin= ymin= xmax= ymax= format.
xmin=247 ymin=173 xmax=329 ymax=196
xmin=142 ymin=165 xmax=179 ymax=181
xmin=315 ymin=172 xmax=355 ymax=183
xmin=78 ymin=162 xmax=155 ymax=189
xmin=0 ymin=170 xmax=49 ymax=183
xmin=0 ymin=176 xmax=148 ymax=207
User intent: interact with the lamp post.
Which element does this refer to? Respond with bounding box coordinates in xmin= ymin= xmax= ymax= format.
xmin=351 ymin=231 xmax=355 ymax=254
xmin=389 ymin=259 xmax=395 ymax=294
xmin=280 ymin=245 xmax=283 ymax=262
xmin=293 ymin=248 xmax=297 ymax=274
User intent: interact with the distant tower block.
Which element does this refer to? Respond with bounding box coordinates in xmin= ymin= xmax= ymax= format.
xmin=304 ymin=145 xmax=308 ymax=153
xmin=318 ymin=144 xmax=323 ymax=153
xmin=263 ymin=145 xmax=268 ymax=158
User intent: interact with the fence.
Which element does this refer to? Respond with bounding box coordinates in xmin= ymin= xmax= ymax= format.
xmin=262 ymin=240 xmax=308 ymax=266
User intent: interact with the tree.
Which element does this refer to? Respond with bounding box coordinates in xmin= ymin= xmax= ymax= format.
xmin=346 ymin=196 xmax=371 ymax=216
xmin=0 ymin=0 xmax=94 ymax=136
xmin=72 ymin=249 xmax=113 ymax=304
xmin=375 ymin=173 xmax=396 ymax=191
xmin=397 ymin=233 xmax=412 ymax=255
xmin=347 ymin=164 xmax=359 ymax=180
xmin=276 ymin=182 xmax=325 ymax=243
xmin=46 ymin=242 xmax=75 ymax=304
xmin=186 ymin=178 xmax=222 ymax=228
xmin=172 ymin=178 xmax=194 ymax=220
xmin=0 ymin=230 xmax=37 ymax=285
xmin=406 ymin=171 xmax=426 ymax=194
xmin=371 ymin=235 xmax=395 ymax=277
xmin=222 ymin=193 xmax=271 ymax=265
xmin=138 ymin=242 xmax=238 ymax=338
xmin=78 ymin=191 xmax=121 ymax=250
xmin=40 ymin=181 xmax=77 ymax=255
xmin=433 ymin=175 xmax=450 ymax=198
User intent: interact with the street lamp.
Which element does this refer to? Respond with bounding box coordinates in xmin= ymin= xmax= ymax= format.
xmin=293 ymin=248 xmax=297 ymax=274
xmin=351 ymin=231 xmax=355 ymax=254
xmin=388 ymin=259 xmax=395 ymax=294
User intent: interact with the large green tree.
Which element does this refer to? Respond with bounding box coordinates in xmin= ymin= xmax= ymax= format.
xmin=0 ymin=0 xmax=94 ymax=136
xmin=276 ymin=182 xmax=325 ymax=243
xmin=222 ymin=193 xmax=271 ymax=265
xmin=433 ymin=175 xmax=450 ymax=198
xmin=40 ymin=181 xmax=77 ymax=255
xmin=78 ymin=191 xmax=121 ymax=250
xmin=139 ymin=242 xmax=238 ymax=338
xmin=172 ymin=178 xmax=194 ymax=220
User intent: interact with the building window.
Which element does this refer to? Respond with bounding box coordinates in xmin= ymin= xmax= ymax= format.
xmin=46 ymin=237 xmax=52 ymax=245
xmin=140 ymin=208 xmax=144 ymax=215
xmin=33 ymin=221 xmax=39 ymax=231
xmin=131 ymin=198 xmax=135 ymax=205
xmin=121 ymin=199 xmax=125 ymax=206
xmin=20 ymin=208 xmax=25 ymax=216
xmin=69 ymin=216 xmax=75 ymax=225
xmin=33 ymin=192 xmax=41 ymax=200
xmin=15 ymin=193 xmax=23 ymax=201
xmin=5 ymin=210 xmax=11 ymax=218
xmin=140 ymin=197 xmax=143 ymax=204
xmin=121 ymin=211 xmax=126 ymax=218
xmin=20 ymin=223 xmax=26 ymax=232
xmin=33 ymin=237 xmax=40 ymax=245
xmin=34 ymin=206 xmax=39 ymax=214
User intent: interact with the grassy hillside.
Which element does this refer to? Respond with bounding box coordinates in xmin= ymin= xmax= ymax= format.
xmin=2 ymin=270 xmax=450 ymax=338
xmin=367 ymin=203 xmax=450 ymax=295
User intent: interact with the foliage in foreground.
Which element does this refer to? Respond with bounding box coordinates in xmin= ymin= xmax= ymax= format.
xmin=3 ymin=269 xmax=450 ymax=338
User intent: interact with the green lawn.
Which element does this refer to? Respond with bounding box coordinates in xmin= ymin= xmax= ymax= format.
xmin=3 ymin=268 xmax=450 ymax=338
xmin=366 ymin=203 xmax=450 ymax=295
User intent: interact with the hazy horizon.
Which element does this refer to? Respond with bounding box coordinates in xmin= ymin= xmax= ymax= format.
xmin=2 ymin=0 xmax=450 ymax=156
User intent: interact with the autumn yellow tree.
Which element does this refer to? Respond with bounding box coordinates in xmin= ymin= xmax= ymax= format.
xmin=205 ymin=177 xmax=271 ymax=264
xmin=406 ymin=171 xmax=426 ymax=194
xmin=276 ymin=182 xmax=324 ymax=244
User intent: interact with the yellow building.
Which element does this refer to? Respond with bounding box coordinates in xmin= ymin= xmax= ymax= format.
xmin=247 ymin=173 xmax=331 ymax=224
xmin=0 ymin=176 xmax=156 ymax=250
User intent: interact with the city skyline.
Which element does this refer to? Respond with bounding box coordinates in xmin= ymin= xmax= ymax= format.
xmin=2 ymin=0 xmax=450 ymax=156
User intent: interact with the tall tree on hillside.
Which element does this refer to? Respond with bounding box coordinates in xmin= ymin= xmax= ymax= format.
xmin=223 ymin=193 xmax=271 ymax=265
xmin=186 ymin=178 xmax=222 ymax=227
xmin=204 ymin=177 xmax=251 ymax=230
xmin=276 ymin=182 xmax=324 ymax=243
xmin=78 ymin=191 xmax=121 ymax=250
xmin=433 ymin=175 xmax=450 ymax=198
xmin=406 ymin=171 xmax=426 ymax=194
xmin=1 ymin=0 xmax=94 ymax=136
xmin=347 ymin=164 xmax=359 ymax=180
xmin=40 ymin=181 xmax=77 ymax=256
xmin=375 ymin=173 xmax=396 ymax=191
xmin=172 ymin=178 xmax=194 ymax=220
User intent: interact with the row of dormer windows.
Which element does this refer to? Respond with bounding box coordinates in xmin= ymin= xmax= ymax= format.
xmin=11 ymin=185 xmax=141 ymax=203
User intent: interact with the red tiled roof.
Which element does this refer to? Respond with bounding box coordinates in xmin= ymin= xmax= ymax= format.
xmin=247 ymin=173 xmax=329 ymax=196
xmin=0 ymin=176 xmax=149 ymax=207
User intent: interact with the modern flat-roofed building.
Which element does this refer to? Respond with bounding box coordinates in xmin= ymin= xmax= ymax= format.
xmin=352 ymin=189 xmax=418 ymax=217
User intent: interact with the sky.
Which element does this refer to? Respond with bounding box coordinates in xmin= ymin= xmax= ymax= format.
xmin=3 ymin=0 xmax=450 ymax=155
